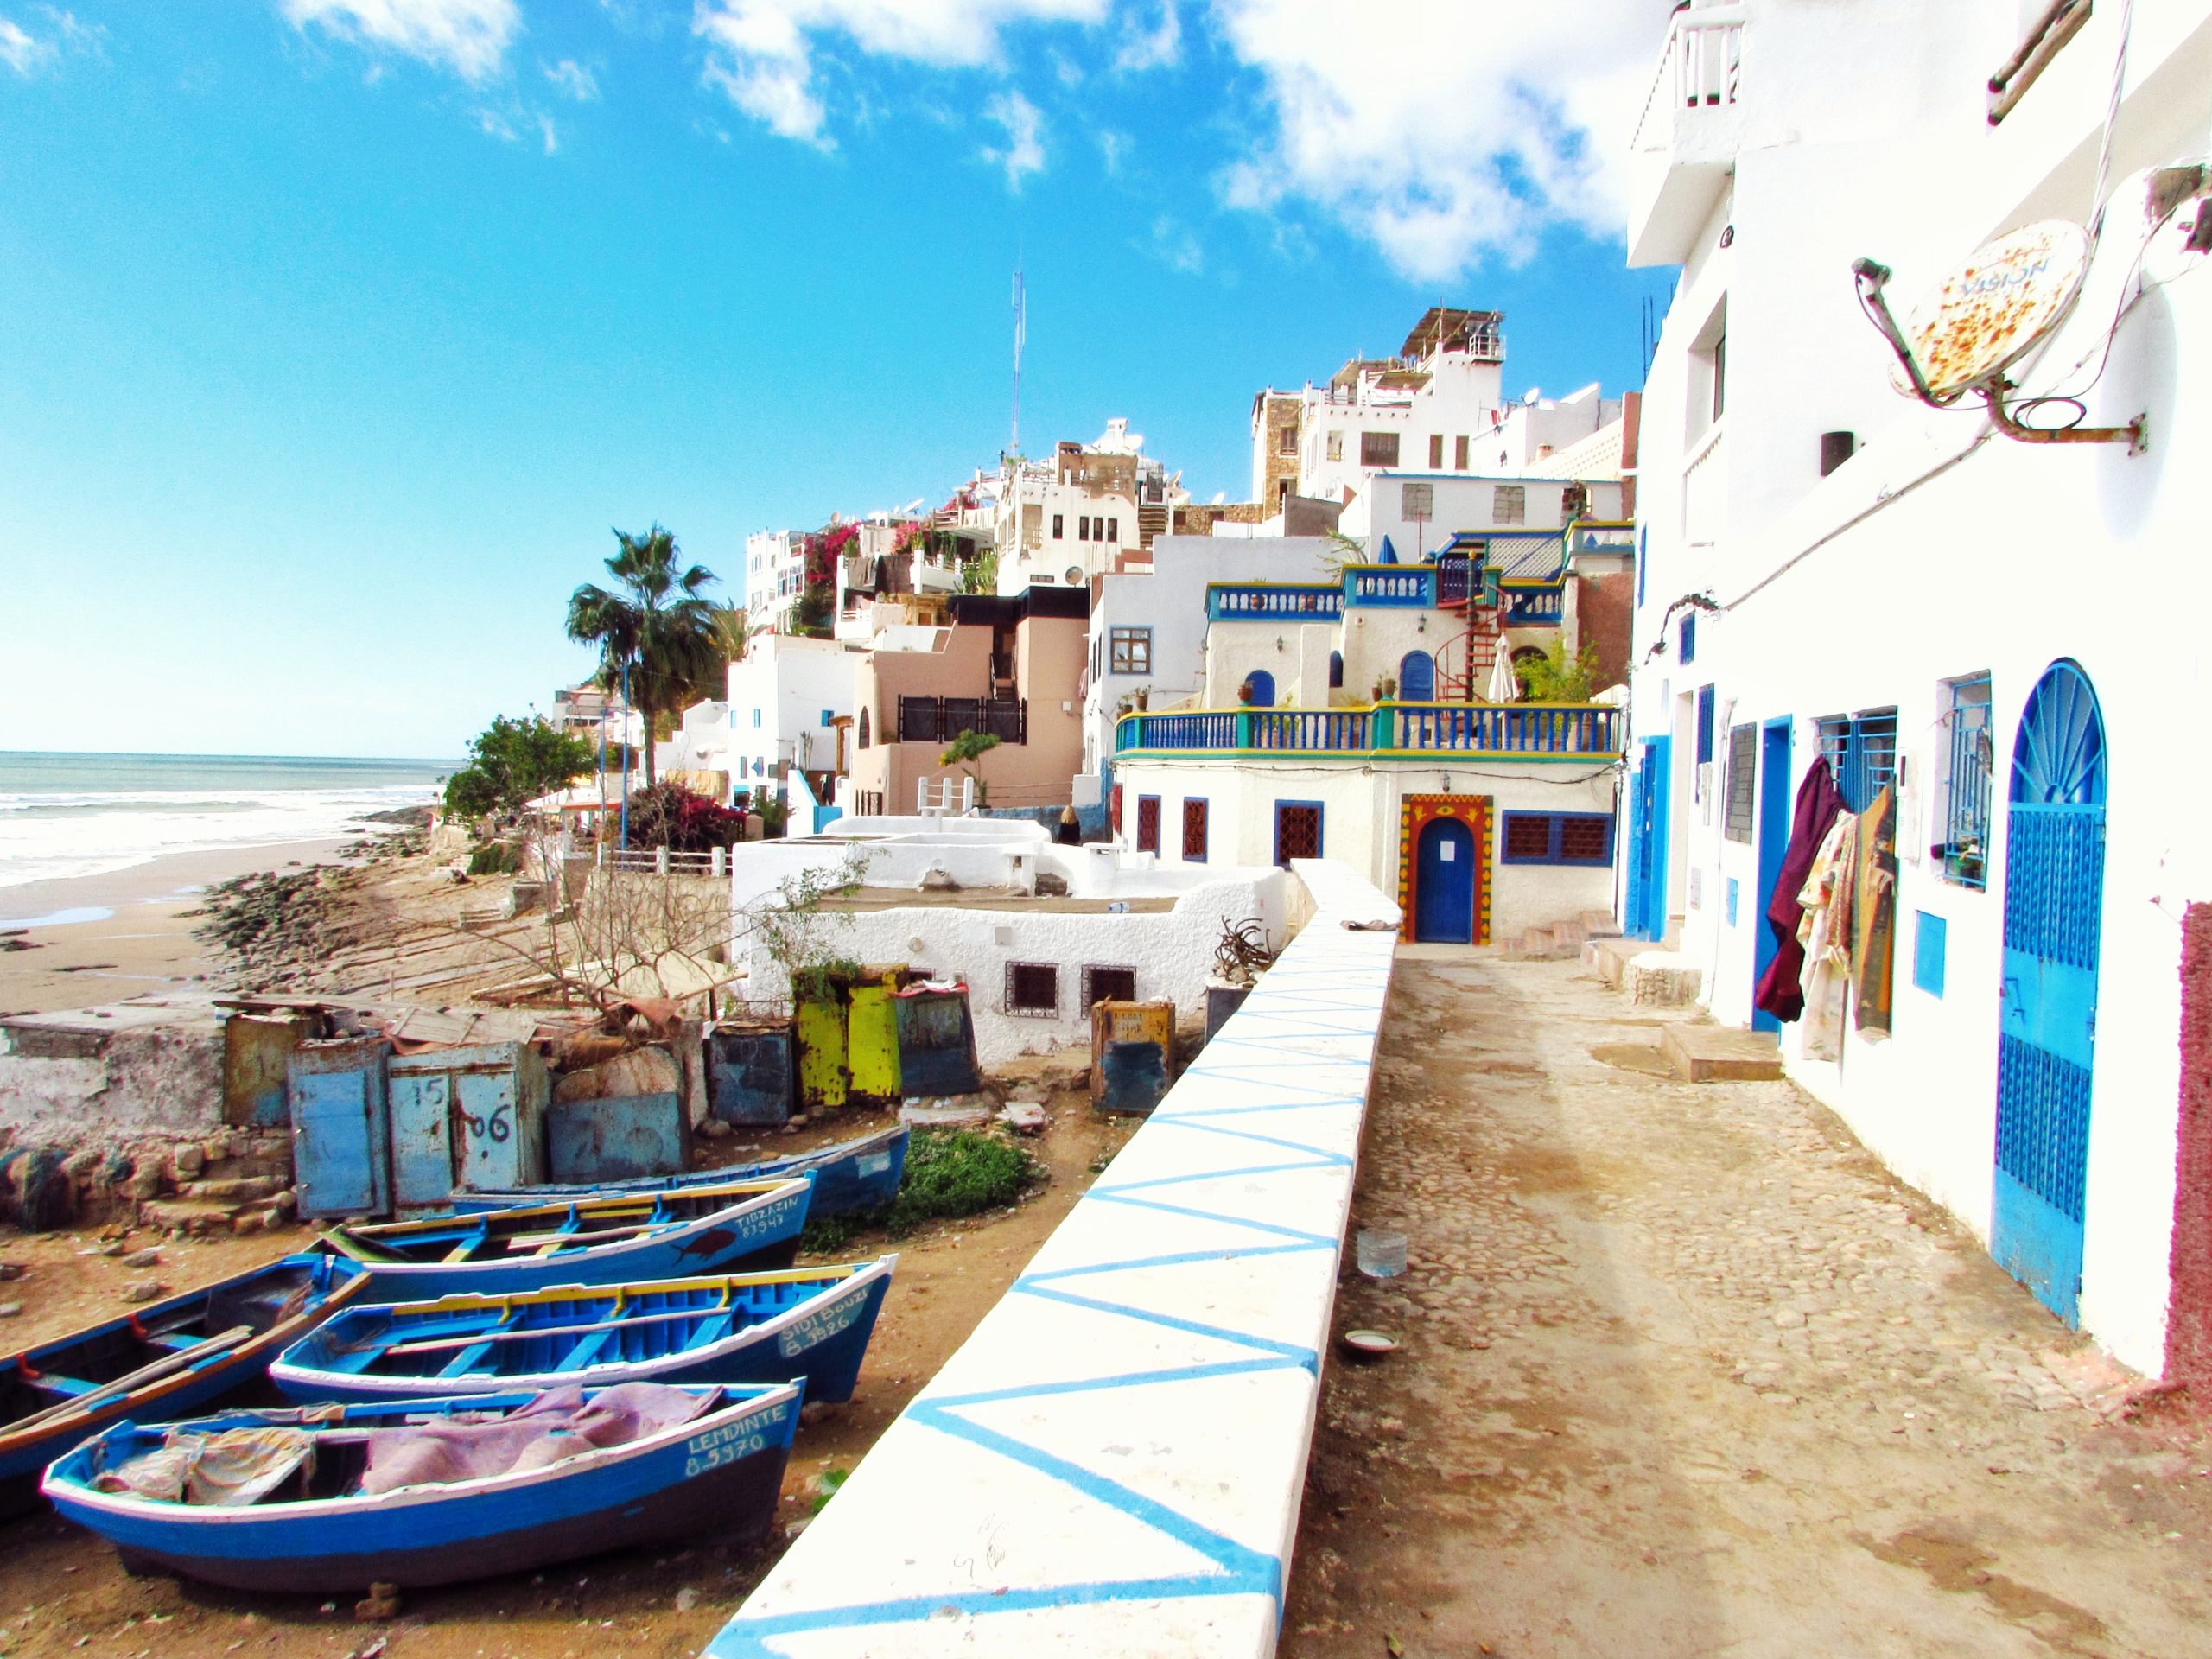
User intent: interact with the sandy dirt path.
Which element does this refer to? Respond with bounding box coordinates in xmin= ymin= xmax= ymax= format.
xmin=1285 ymin=953 xmax=2212 ymax=1659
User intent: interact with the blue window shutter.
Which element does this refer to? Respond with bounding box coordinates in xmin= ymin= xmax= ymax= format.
xmin=1696 ymin=685 xmax=1715 ymax=765
xmin=1913 ymin=912 xmax=1948 ymax=996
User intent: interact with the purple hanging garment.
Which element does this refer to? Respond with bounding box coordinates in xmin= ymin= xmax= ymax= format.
xmin=1751 ymin=756 xmax=1846 ymax=1023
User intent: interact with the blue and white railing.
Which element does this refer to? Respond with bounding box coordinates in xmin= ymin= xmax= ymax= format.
xmin=1115 ymin=701 xmax=1621 ymax=758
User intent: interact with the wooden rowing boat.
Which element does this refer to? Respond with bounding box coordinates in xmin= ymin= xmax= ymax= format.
xmin=448 ymin=1126 xmax=909 ymax=1219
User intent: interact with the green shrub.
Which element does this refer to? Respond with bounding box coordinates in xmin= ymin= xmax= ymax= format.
xmin=467 ymin=842 xmax=520 ymax=876
xmin=798 ymin=1128 xmax=1036 ymax=1249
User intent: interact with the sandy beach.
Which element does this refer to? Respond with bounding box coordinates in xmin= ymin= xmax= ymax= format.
xmin=0 ymin=838 xmax=352 ymax=1015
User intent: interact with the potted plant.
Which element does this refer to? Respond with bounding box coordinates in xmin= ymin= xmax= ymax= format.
xmin=1133 ymin=685 xmax=1150 ymax=711
xmin=1237 ymin=677 xmax=1259 ymax=706
xmin=1372 ymin=675 xmax=1397 ymax=702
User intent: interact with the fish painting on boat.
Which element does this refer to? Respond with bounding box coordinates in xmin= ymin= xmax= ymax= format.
xmin=42 ymin=1380 xmax=801 ymax=1592
xmin=318 ymin=1179 xmax=813 ymax=1303
xmin=449 ymin=1126 xmax=908 ymax=1220
xmin=270 ymin=1256 xmax=895 ymax=1406
xmin=0 ymin=1254 xmax=366 ymax=1520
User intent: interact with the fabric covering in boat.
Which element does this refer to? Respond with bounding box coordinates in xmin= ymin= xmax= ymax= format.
xmin=361 ymin=1382 xmax=711 ymax=1495
xmin=95 ymin=1427 xmax=317 ymax=1507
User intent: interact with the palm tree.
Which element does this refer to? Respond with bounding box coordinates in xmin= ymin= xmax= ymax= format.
xmin=566 ymin=525 xmax=720 ymax=789
xmin=709 ymin=602 xmax=757 ymax=666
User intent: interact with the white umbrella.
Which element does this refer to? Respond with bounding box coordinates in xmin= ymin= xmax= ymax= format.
xmin=1486 ymin=651 xmax=1519 ymax=703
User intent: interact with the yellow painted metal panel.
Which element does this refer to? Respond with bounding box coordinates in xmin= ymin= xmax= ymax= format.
xmin=847 ymin=983 xmax=904 ymax=1102
xmin=797 ymin=998 xmax=849 ymax=1109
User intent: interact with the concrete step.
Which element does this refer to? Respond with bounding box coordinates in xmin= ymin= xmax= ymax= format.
xmin=1624 ymin=950 xmax=1701 ymax=1007
xmin=1580 ymin=910 xmax=1623 ymax=939
xmin=1585 ymin=936 xmax=1641 ymax=988
xmin=1660 ymin=1023 xmax=1783 ymax=1083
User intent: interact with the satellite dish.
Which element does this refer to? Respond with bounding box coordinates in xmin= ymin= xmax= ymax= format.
xmin=1065 ymin=566 xmax=1083 ymax=585
xmin=1893 ymin=220 xmax=2089 ymax=400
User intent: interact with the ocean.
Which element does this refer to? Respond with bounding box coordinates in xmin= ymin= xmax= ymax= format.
xmin=0 ymin=752 xmax=454 ymax=894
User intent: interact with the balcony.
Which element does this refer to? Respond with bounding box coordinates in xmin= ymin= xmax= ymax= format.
xmin=1115 ymin=701 xmax=1621 ymax=760
xmin=1501 ymin=581 xmax=1567 ymax=627
xmin=1627 ymin=3 xmax=1745 ymax=267
xmin=1205 ymin=582 xmax=1345 ymax=622
xmin=1346 ymin=567 xmax=1436 ymax=607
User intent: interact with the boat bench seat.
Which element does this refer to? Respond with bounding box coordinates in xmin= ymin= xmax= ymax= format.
xmin=554 ymin=1332 xmax=615 ymax=1373
xmin=145 ymin=1333 xmax=202 ymax=1353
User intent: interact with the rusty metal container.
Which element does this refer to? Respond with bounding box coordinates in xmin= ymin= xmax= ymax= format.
xmin=387 ymin=1042 xmax=549 ymax=1207
xmin=708 ymin=1020 xmax=796 ymax=1128
xmin=1090 ymin=1000 xmax=1176 ymax=1116
xmin=546 ymin=1091 xmax=690 ymax=1183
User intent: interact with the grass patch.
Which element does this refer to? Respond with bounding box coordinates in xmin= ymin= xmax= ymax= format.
xmin=798 ymin=1127 xmax=1038 ymax=1251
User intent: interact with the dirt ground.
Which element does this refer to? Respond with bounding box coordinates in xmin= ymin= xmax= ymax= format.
xmin=0 ymin=1080 xmax=1135 ymax=1659
xmin=1285 ymin=953 xmax=2212 ymax=1659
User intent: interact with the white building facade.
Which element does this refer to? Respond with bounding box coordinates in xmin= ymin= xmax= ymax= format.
xmin=724 ymin=632 xmax=861 ymax=804
xmin=1623 ymin=0 xmax=2212 ymax=1379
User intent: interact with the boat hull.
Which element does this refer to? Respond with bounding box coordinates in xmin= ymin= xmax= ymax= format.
xmin=338 ymin=1179 xmax=811 ymax=1303
xmin=271 ymin=1258 xmax=895 ymax=1408
xmin=44 ymin=1383 xmax=799 ymax=1593
xmin=0 ymin=1255 xmax=365 ymax=1522
xmin=450 ymin=1127 xmax=908 ymax=1220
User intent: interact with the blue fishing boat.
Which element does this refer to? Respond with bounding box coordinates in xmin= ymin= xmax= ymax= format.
xmin=321 ymin=1177 xmax=812 ymax=1302
xmin=449 ymin=1125 xmax=908 ymax=1220
xmin=42 ymin=1379 xmax=801 ymax=1592
xmin=0 ymin=1254 xmax=365 ymax=1521
xmin=270 ymin=1256 xmax=895 ymax=1407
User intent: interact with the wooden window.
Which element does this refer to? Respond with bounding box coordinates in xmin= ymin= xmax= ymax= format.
xmin=1107 ymin=517 xmax=1118 ymax=542
xmin=1052 ymin=513 xmax=1064 ymax=539
xmin=1083 ymin=965 xmax=1137 ymax=1007
xmin=1110 ymin=784 xmax=1122 ymax=832
xmin=1724 ymin=723 xmax=1758 ymax=843
xmin=1182 ymin=798 xmax=1209 ymax=861
xmin=1277 ymin=424 xmax=1298 ymax=456
xmin=1079 ymin=515 xmax=1091 ymax=542
xmin=1274 ymin=801 xmax=1323 ymax=866
xmin=1109 ymin=627 xmax=1151 ymax=675
xmin=857 ymin=709 xmax=870 ymax=749
xmin=1492 ymin=485 xmax=1526 ymax=525
xmin=1005 ymin=962 xmax=1059 ymax=1017
xmin=1360 ymin=431 xmax=1400 ymax=467
xmin=1135 ymin=795 xmax=1160 ymax=854
xmin=1428 ymin=433 xmax=1445 ymax=468
xmin=1454 ymin=435 xmax=1470 ymax=469
xmin=1501 ymin=812 xmax=1614 ymax=867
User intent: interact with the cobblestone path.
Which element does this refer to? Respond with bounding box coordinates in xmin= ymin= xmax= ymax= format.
xmin=1282 ymin=954 xmax=2212 ymax=1659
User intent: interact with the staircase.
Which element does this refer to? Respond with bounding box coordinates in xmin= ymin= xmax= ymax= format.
xmin=1434 ymin=607 xmax=1503 ymax=701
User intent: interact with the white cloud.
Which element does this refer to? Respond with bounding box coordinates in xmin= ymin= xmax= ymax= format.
xmin=281 ymin=0 xmax=520 ymax=84
xmin=1114 ymin=0 xmax=1176 ymax=71
xmin=1146 ymin=213 xmax=1203 ymax=273
xmin=544 ymin=57 xmax=600 ymax=99
xmin=1096 ymin=126 xmax=1128 ymax=175
xmin=691 ymin=0 xmax=1106 ymax=145
xmin=538 ymin=111 xmax=558 ymax=150
xmin=1211 ymin=0 xmax=1667 ymax=279
xmin=982 ymin=89 xmax=1044 ymax=190
xmin=1 ymin=7 xmax=103 ymax=77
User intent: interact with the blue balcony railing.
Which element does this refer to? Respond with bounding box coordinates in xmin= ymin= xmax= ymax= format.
xmin=1346 ymin=568 xmax=1436 ymax=607
xmin=1205 ymin=583 xmax=1345 ymax=622
xmin=1503 ymin=584 xmax=1566 ymax=626
xmin=1115 ymin=701 xmax=1620 ymax=759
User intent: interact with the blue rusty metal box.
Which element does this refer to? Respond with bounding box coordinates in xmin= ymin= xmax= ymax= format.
xmin=547 ymin=1091 xmax=691 ymax=1184
xmin=287 ymin=1038 xmax=391 ymax=1219
xmin=389 ymin=1042 xmax=549 ymax=1205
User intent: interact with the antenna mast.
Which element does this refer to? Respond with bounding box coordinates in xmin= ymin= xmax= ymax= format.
xmin=1010 ymin=266 xmax=1025 ymax=456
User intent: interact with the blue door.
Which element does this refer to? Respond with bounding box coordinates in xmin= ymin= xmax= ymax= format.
xmin=1751 ymin=719 xmax=1794 ymax=1033
xmin=1399 ymin=651 xmax=1435 ymax=701
xmin=1630 ymin=737 xmax=1672 ymax=941
xmin=1992 ymin=661 xmax=2107 ymax=1326
xmin=287 ymin=1038 xmax=391 ymax=1220
xmin=1244 ymin=669 xmax=1275 ymax=708
xmin=1414 ymin=817 xmax=1476 ymax=943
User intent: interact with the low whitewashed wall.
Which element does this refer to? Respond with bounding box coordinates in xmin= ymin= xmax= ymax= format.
xmin=706 ymin=859 xmax=1399 ymax=1658
xmin=0 ymin=1007 xmax=225 ymax=1141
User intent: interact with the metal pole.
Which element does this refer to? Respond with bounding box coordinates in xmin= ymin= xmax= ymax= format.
xmin=620 ymin=660 xmax=632 ymax=851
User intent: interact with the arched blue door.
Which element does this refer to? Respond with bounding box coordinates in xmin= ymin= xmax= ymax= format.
xmin=1243 ymin=669 xmax=1275 ymax=708
xmin=1399 ymin=651 xmax=1435 ymax=701
xmin=1414 ymin=817 xmax=1476 ymax=943
xmin=1993 ymin=660 xmax=2107 ymax=1326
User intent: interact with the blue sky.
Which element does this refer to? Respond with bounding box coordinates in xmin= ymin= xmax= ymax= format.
xmin=0 ymin=1 xmax=1675 ymax=759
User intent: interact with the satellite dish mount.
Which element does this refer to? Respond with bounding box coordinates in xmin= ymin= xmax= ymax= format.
xmin=1853 ymin=220 xmax=2145 ymax=454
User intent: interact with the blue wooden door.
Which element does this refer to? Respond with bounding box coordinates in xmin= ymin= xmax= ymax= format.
xmin=1992 ymin=662 xmax=2107 ymax=1326
xmin=1751 ymin=720 xmax=1794 ymax=1033
xmin=1414 ymin=817 xmax=1476 ymax=943
xmin=287 ymin=1039 xmax=391 ymax=1220
xmin=1630 ymin=737 xmax=1672 ymax=940
xmin=1399 ymin=651 xmax=1435 ymax=701
xmin=385 ymin=1070 xmax=454 ymax=1210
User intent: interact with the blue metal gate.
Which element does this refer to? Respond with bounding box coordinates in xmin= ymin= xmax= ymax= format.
xmin=1751 ymin=720 xmax=1794 ymax=1033
xmin=1992 ymin=661 xmax=2107 ymax=1326
xmin=1414 ymin=817 xmax=1476 ymax=943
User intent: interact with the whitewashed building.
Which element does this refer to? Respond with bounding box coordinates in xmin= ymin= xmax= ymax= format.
xmin=742 ymin=529 xmax=806 ymax=635
xmin=724 ymin=632 xmax=861 ymax=810
xmin=990 ymin=421 xmax=1186 ymax=595
xmin=1622 ymin=0 xmax=2212 ymax=1379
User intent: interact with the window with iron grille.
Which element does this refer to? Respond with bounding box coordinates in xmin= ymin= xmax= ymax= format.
xmin=1492 ymin=485 xmax=1526 ymax=525
xmin=1274 ymin=801 xmax=1323 ymax=866
xmin=1135 ymin=795 xmax=1160 ymax=854
xmin=1724 ymin=723 xmax=1757 ymax=842
xmin=1005 ymin=962 xmax=1059 ymax=1017
xmin=1182 ymin=797 xmax=1208 ymax=861
xmin=1695 ymin=684 xmax=1715 ymax=765
xmin=1110 ymin=626 xmax=1152 ymax=675
xmin=1816 ymin=707 xmax=1900 ymax=813
xmin=1360 ymin=431 xmax=1400 ymax=467
xmin=1939 ymin=674 xmax=1993 ymax=889
xmin=1110 ymin=785 xmax=1122 ymax=832
xmin=1500 ymin=812 xmax=1613 ymax=867
xmin=1082 ymin=965 xmax=1137 ymax=1007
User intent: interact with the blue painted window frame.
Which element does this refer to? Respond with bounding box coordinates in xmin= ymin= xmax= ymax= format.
xmin=1695 ymin=684 xmax=1716 ymax=766
xmin=1941 ymin=674 xmax=1993 ymax=889
xmin=1913 ymin=911 xmax=1947 ymax=996
xmin=1273 ymin=799 xmax=1325 ymax=867
xmin=1181 ymin=797 xmax=1209 ymax=862
xmin=1726 ymin=876 xmax=1739 ymax=925
xmin=1499 ymin=810 xmax=1614 ymax=868
xmin=1679 ymin=613 xmax=1697 ymax=664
